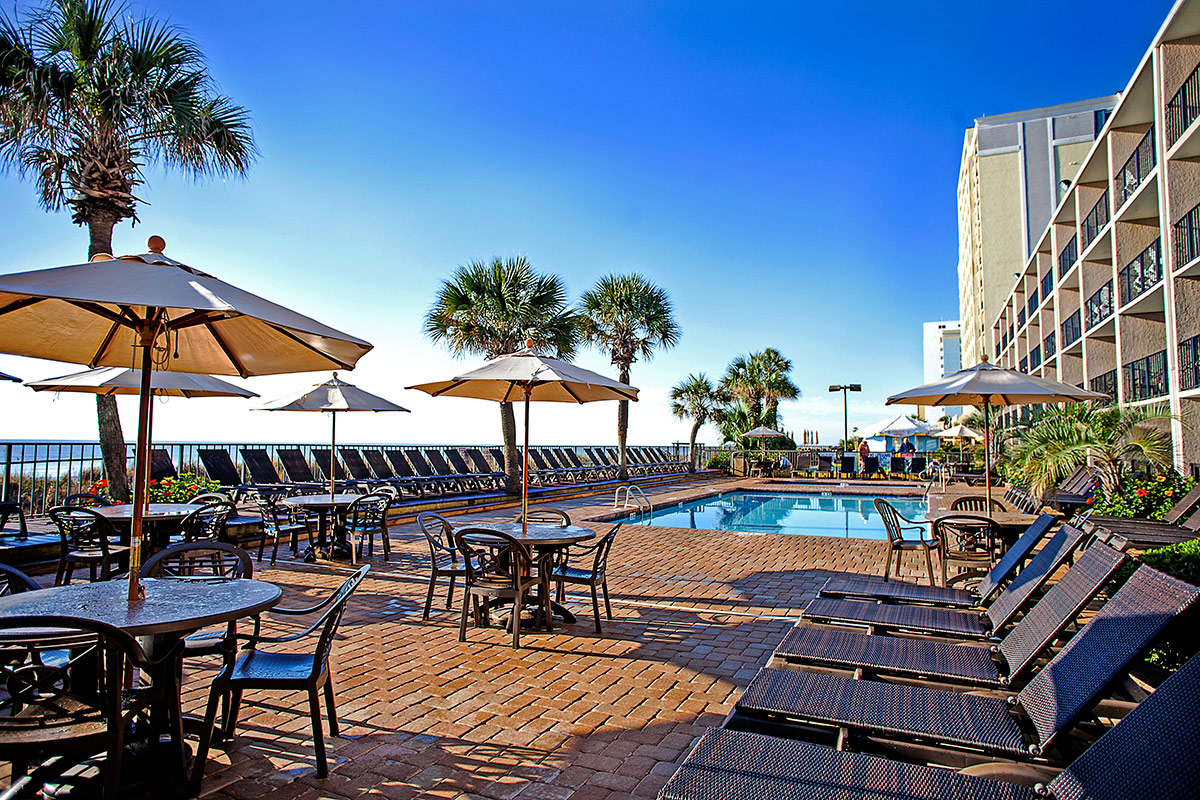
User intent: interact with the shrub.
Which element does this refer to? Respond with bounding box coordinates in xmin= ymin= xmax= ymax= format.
xmin=706 ymin=452 xmax=730 ymax=472
xmin=1116 ymin=537 xmax=1200 ymax=669
xmin=1090 ymin=472 xmax=1195 ymax=519
xmin=148 ymin=473 xmax=221 ymax=503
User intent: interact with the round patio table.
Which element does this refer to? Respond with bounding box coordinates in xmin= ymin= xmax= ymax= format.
xmin=0 ymin=577 xmax=281 ymax=794
xmin=283 ymin=493 xmax=361 ymax=562
xmin=96 ymin=502 xmax=197 ymax=550
xmin=463 ymin=523 xmax=596 ymax=623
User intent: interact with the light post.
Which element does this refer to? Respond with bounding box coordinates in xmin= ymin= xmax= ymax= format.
xmin=828 ymin=384 xmax=861 ymax=452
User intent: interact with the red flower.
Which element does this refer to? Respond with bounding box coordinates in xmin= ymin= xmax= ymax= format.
xmin=1085 ymin=497 xmax=1093 ymax=505
xmin=1136 ymin=488 xmax=1148 ymax=497
xmin=99 ymin=480 xmax=107 ymax=487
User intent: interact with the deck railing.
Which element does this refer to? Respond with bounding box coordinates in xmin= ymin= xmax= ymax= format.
xmin=1123 ymin=350 xmax=1169 ymax=402
xmin=1062 ymin=310 xmax=1083 ymax=348
xmin=1043 ymin=331 xmax=1056 ymax=360
xmin=1116 ymin=126 xmax=1156 ymax=206
xmin=1085 ymin=280 xmax=1114 ymax=330
xmin=1026 ymin=287 xmax=1039 ymax=319
xmin=1167 ymin=64 xmax=1200 ymax=146
xmin=1174 ymin=201 xmax=1200 ymax=269
xmin=1041 ymin=270 xmax=1054 ymax=303
xmin=1118 ymin=238 xmax=1163 ymax=306
xmin=1059 ymin=234 xmax=1078 ymax=279
xmin=1090 ymin=369 xmax=1118 ymax=407
xmin=1081 ymin=190 xmax=1110 ymax=251
xmin=1029 ymin=344 xmax=1042 ymax=372
xmin=1181 ymin=333 xmax=1200 ymax=392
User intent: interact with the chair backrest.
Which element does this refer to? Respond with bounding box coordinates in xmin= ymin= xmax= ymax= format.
xmin=190 ymin=491 xmax=233 ymax=505
xmin=253 ymin=490 xmax=292 ymax=533
xmin=974 ymin=513 xmax=1055 ymax=602
xmin=529 ymin=450 xmax=552 ymax=470
xmin=1162 ymin=482 xmax=1200 ymax=524
xmin=240 ymin=448 xmax=284 ymax=484
xmin=425 ymin=450 xmax=457 ymax=477
xmin=385 ymin=449 xmax=418 ymax=479
xmin=488 ymin=448 xmax=507 ymax=469
xmin=934 ymin=514 xmax=996 ymax=558
xmin=345 ymin=492 xmax=390 ymax=530
xmin=872 ymin=499 xmax=910 ymax=546
xmin=277 ymin=448 xmax=318 ymax=483
xmin=0 ymin=563 xmax=39 ymax=595
xmin=910 ymin=456 xmax=927 ymax=474
xmin=996 ymin=543 xmax=1125 ymax=683
xmin=48 ymin=505 xmax=117 ymax=555
xmin=514 ymin=507 xmax=571 ymax=526
xmin=404 ymin=449 xmax=437 ymax=478
xmin=454 ymin=527 xmax=534 ymax=592
xmin=310 ymin=448 xmax=347 ymax=482
xmin=417 ymin=512 xmax=456 ymax=558
xmin=339 ymin=448 xmax=374 ymax=480
xmin=178 ymin=500 xmax=236 ymax=543
xmin=149 ymin=448 xmax=177 ymax=481
xmin=445 ymin=449 xmax=475 ymax=477
xmin=864 ymin=456 xmax=879 ymax=473
xmin=819 ymin=455 xmax=833 ymax=471
xmin=465 ymin=448 xmax=497 ymax=474
xmin=983 ymin=522 xmax=1088 ymax=630
xmin=561 ymin=449 xmax=585 ymax=469
xmin=141 ymin=541 xmax=253 ymax=579
xmin=950 ymin=495 xmax=1006 ymax=512
xmin=838 ymin=455 xmax=854 ymax=473
xmin=1017 ymin=565 xmax=1200 ymax=753
xmin=199 ymin=448 xmax=243 ymax=486
xmin=362 ymin=449 xmax=396 ymax=479
xmin=62 ymin=492 xmax=110 ymax=508
xmin=590 ymin=523 xmax=620 ymax=575
xmin=1048 ymin=650 xmax=1200 ymax=800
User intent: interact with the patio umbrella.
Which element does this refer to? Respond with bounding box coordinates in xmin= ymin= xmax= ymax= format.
xmin=27 ymin=367 xmax=258 ymax=398
xmin=742 ymin=425 xmax=785 ymax=461
xmin=0 ymin=371 xmax=19 ymax=382
xmin=886 ymin=358 xmax=1106 ymax=504
xmin=407 ymin=343 xmax=638 ymax=533
xmin=933 ymin=423 xmax=983 ymax=461
xmin=0 ymin=237 xmax=372 ymax=599
xmin=258 ymin=373 xmax=409 ymax=499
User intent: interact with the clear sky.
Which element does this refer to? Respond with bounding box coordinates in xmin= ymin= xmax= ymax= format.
xmin=0 ymin=0 xmax=1176 ymax=448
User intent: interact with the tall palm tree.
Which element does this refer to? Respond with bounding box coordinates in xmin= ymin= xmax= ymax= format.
xmin=579 ymin=273 xmax=680 ymax=481
xmin=424 ymin=256 xmax=578 ymax=493
xmin=0 ymin=0 xmax=255 ymax=502
xmin=756 ymin=347 xmax=799 ymax=428
xmin=1005 ymin=401 xmax=1175 ymax=498
xmin=670 ymin=373 xmax=718 ymax=472
xmin=719 ymin=354 xmax=764 ymax=421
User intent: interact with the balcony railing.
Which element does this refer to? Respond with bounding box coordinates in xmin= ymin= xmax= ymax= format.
xmin=1091 ymin=369 xmax=1118 ymax=406
xmin=1123 ymin=350 xmax=1169 ymax=402
xmin=1181 ymin=333 xmax=1200 ymax=392
xmin=1017 ymin=307 xmax=1026 ymax=328
xmin=1085 ymin=280 xmax=1114 ymax=330
xmin=1020 ymin=357 xmax=1029 ymax=373
xmin=1027 ymin=287 xmax=1039 ymax=318
xmin=1116 ymin=126 xmax=1156 ymax=207
xmin=1081 ymin=190 xmax=1110 ymax=251
xmin=1043 ymin=331 xmax=1056 ymax=360
xmin=1063 ymin=310 xmax=1082 ymax=347
xmin=1029 ymin=345 xmax=1042 ymax=371
xmin=1118 ymin=238 xmax=1163 ymax=306
xmin=995 ymin=340 xmax=1001 ymax=358
xmin=1174 ymin=201 xmax=1200 ymax=269
xmin=1167 ymin=63 xmax=1200 ymax=146
xmin=1058 ymin=234 xmax=1078 ymax=279
xmin=1041 ymin=271 xmax=1054 ymax=302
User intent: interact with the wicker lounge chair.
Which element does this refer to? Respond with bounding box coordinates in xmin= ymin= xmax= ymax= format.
xmin=732 ymin=564 xmax=1200 ymax=764
xmin=774 ymin=542 xmax=1127 ymax=688
xmin=802 ymin=523 xmax=1089 ymax=638
xmin=819 ymin=512 xmax=1055 ymax=609
xmin=1087 ymin=500 xmax=1200 ymax=548
xmin=150 ymin=447 xmax=178 ymax=480
xmin=662 ymin=648 xmax=1200 ymax=800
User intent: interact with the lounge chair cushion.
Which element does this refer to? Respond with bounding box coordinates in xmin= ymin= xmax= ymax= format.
xmin=802 ymin=596 xmax=989 ymax=637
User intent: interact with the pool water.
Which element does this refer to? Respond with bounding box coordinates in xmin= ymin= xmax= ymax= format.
xmin=628 ymin=491 xmax=927 ymax=539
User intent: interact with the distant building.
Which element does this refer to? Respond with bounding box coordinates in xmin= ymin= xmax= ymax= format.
xmin=957 ymin=96 xmax=1119 ymax=367
xmin=923 ymin=320 xmax=962 ymax=419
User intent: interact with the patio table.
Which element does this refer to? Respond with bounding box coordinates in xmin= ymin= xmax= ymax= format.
xmin=468 ymin=522 xmax=596 ymax=623
xmin=96 ymin=502 xmax=197 ymax=550
xmin=925 ymin=508 xmax=1048 ymax=551
xmin=283 ymin=493 xmax=361 ymax=562
xmin=0 ymin=577 xmax=281 ymax=794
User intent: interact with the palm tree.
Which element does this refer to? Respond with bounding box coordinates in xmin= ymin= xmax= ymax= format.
xmin=670 ymin=373 xmax=718 ymax=472
xmin=0 ymin=0 xmax=255 ymax=502
xmin=579 ymin=274 xmax=680 ymax=481
xmin=719 ymin=354 xmax=764 ymax=421
xmin=1005 ymin=402 xmax=1175 ymax=498
xmin=756 ymin=347 xmax=799 ymax=429
xmin=424 ymin=256 xmax=578 ymax=492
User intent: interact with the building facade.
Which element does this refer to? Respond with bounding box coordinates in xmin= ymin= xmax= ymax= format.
xmin=990 ymin=0 xmax=1200 ymax=474
xmin=958 ymin=97 xmax=1119 ymax=366
xmin=923 ymin=320 xmax=963 ymax=419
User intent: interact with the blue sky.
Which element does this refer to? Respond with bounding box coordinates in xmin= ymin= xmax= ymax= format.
xmin=0 ymin=0 xmax=1175 ymax=447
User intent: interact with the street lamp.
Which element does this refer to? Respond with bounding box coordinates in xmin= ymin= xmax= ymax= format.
xmin=828 ymin=384 xmax=861 ymax=451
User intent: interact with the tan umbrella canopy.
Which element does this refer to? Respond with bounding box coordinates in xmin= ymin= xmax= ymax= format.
xmin=887 ymin=359 xmax=1106 ymax=503
xmin=408 ymin=344 xmax=638 ymax=531
xmin=0 ymin=237 xmax=372 ymax=599
xmin=934 ymin=423 xmax=983 ymax=461
xmin=742 ymin=425 xmax=785 ymax=459
xmin=258 ymin=373 xmax=409 ymax=499
xmin=27 ymin=367 xmax=259 ymax=398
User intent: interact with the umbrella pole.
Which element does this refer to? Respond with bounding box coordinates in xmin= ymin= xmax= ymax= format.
xmin=522 ymin=385 xmax=531 ymax=537
xmin=128 ymin=318 xmax=158 ymax=602
xmin=983 ymin=398 xmax=992 ymax=508
xmin=330 ymin=411 xmax=337 ymax=502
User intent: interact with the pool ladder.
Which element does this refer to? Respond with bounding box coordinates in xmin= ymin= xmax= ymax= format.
xmin=614 ymin=484 xmax=652 ymax=516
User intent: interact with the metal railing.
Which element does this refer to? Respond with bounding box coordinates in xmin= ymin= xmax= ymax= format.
xmin=1116 ymin=126 xmax=1156 ymax=206
xmin=1090 ymin=369 xmax=1118 ymax=407
xmin=1062 ymin=310 xmax=1082 ymax=348
xmin=1029 ymin=344 xmax=1042 ymax=371
xmin=1017 ymin=306 xmax=1026 ymax=328
xmin=1085 ymin=280 xmax=1114 ymax=330
xmin=1181 ymin=333 xmax=1200 ymax=392
xmin=1118 ymin=238 xmax=1163 ymax=306
xmin=1043 ymin=331 xmax=1057 ymax=360
xmin=1041 ymin=270 xmax=1054 ymax=303
xmin=1059 ymin=234 xmax=1078 ymax=279
xmin=1020 ymin=356 xmax=1029 ymax=372
xmin=1027 ymin=287 xmax=1039 ymax=318
xmin=1174 ymin=201 xmax=1200 ymax=269
xmin=1081 ymin=190 xmax=1110 ymax=250
xmin=1123 ymin=350 xmax=1169 ymax=402
xmin=1167 ymin=63 xmax=1200 ymax=146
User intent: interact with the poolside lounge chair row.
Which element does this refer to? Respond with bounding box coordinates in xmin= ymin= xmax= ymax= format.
xmin=795 ymin=453 xmax=927 ymax=480
xmin=659 ymin=511 xmax=1200 ymax=799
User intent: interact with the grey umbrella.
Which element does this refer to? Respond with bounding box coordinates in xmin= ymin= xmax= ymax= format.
xmin=742 ymin=425 xmax=785 ymax=462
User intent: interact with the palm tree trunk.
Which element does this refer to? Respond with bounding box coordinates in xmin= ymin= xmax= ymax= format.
xmin=500 ymin=401 xmax=520 ymax=494
xmin=688 ymin=419 xmax=701 ymax=472
xmin=87 ymin=211 xmax=130 ymax=503
xmin=617 ymin=365 xmax=630 ymax=482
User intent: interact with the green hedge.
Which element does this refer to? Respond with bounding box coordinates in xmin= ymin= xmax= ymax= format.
xmin=1118 ymin=537 xmax=1200 ymax=668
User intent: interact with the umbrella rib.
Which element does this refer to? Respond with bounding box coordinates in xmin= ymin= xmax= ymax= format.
xmin=561 ymin=383 xmax=586 ymax=404
xmin=267 ymin=323 xmax=363 ymax=369
xmin=172 ymin=309 xmax=235 ymax=330
xmin=0 ymin=296 xmax=44 ymax=316
xmin=68 ymin=301 xmax=136 ymax=329
xmin=206 ymin=322 xmax=249 ymax=378
xmin=89 ymin=321 xmax=123 ymax=367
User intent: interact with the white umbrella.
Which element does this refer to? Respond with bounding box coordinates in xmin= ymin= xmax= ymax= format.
xmin=887 ymin=359 xmax=1107 ymax=504
xmin=27 ymin=367 xmax=258 ymax=398
xmin=934 ymin=423 xmax=983 ymax=461
xmin=258 ymin=373 xmax=409 ymax=499
xmin=856 ymin=413 xmax=938 ymax=440
xmin=742 ymin=425 xmax=785 ymax=460
xmin=408 ymin=344 xmax=638 ymax=532
xmin=0 ymin=237 xmax=372 ymax=599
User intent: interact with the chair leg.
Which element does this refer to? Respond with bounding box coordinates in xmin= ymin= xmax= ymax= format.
xmin=381 ymin=528 xmax=390 ymax=562
xmin=882 ymin=544 xmax=893 ymax=581
xmin=323 ymin=674 xmax=339 ymax=736
xmin=424 ymin=571 xmax=438 ymax=620
xmin=257 ymin=531 xmax=266 ymax=563
xmin=191 ymin=687 xmax=225 ymax=788
xmin=445 ymin=574 xmax=455 ymax=609
xmin=308 ymin=687 xmax=327 ymax=778
xmin=923 ymin=546 xmax=935 ymax=587
xmin=271 ymin=532 xmax=281 ymax=566
xmin=602 ymin=578 xmax=612 ymax=619
xmin=55 ymin=558 xmax=67 ymax=587
xmin=511 ymin=590 xmax=523 ymax=649
xmin=221 ymin=688 xmax=243 ymax=738
xmin=591 ymin=583 xmax=602 ymax=634
xmin=459 ymin=591 xmax=471 ymax=642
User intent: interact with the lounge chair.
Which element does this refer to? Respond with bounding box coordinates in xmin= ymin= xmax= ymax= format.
xmin=446 ymin=449 xmax=499 ymax=491
xmin=863 ymin=455 xmax=881 ymax=479
xmin=819 ymin=512 xmax=1055 ymax=608
xmin=836 ymin=455 xmax=853 ymax=476
xmin=277 ymin=447 xmax=323 ymax=486
xmin=560 ymin=448 xmax=608 ymax=481
xmin=311 ymin=448 xmax=351 ymax=484
xmin=774 ymin=541 xmax=1127 ymax=688
xmin=816 ymin=454 xmax=833 ymax=477
xmin=802 ymin=522 xmax=1089 ymax=638
xmin=1088 ymin=505 xmax=1200 ymax=549
xmin=404 ymin=448 xmax=464 ymax=494
xmin=198 ymin=448 xmax=254 ymax=499
xmin=909 ymin=456 xmax=927 ymax=476
xmin=427 ymin=449 xmax=480 ymax=492
xmin=731 ymin=564 xmax=1200 ymax=764
xmin=662 ymin=646 xmax=1200 ymax=800
xmin=464 ymin=448 xmax=507 ymax=488
xmin=240 ymin=448 xmax=308 ymax=489
xmin=585 ymin=447 xmax=612 ymax=471
xmin=150 ymin=447 xmax=178 ymax=481
xmin=382 ymin=449 xmax=440 ymax=496
xmin=533 ymin=449 xmax=575 ymax=483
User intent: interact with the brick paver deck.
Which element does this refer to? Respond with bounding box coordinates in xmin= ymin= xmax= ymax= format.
xmin=31 ymin=477 xmax=939 ymax=799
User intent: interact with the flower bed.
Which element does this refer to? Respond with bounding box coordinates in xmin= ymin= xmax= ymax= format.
xmin=1090 ymin=472 xmax=1196 ymax=519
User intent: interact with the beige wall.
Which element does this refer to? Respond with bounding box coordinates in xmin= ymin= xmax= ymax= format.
xmin=978 ymin=150 xmax=1024 ymax=344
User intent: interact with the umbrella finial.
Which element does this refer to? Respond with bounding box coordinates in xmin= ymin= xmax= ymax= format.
xmin=147 ymin=236 xmax=166 ymax=254
xmin=525 ymin=339 xmax=534 ymax=350
xmin=981 ymin=354 xmax=989 ymax=362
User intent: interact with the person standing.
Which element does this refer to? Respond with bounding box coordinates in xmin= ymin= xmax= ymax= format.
xmin=857 ymin=439 xmax=870 ymax=475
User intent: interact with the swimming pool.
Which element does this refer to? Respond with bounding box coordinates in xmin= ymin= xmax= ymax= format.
xmin=627 ymin=491 xmax=928 ymax=539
